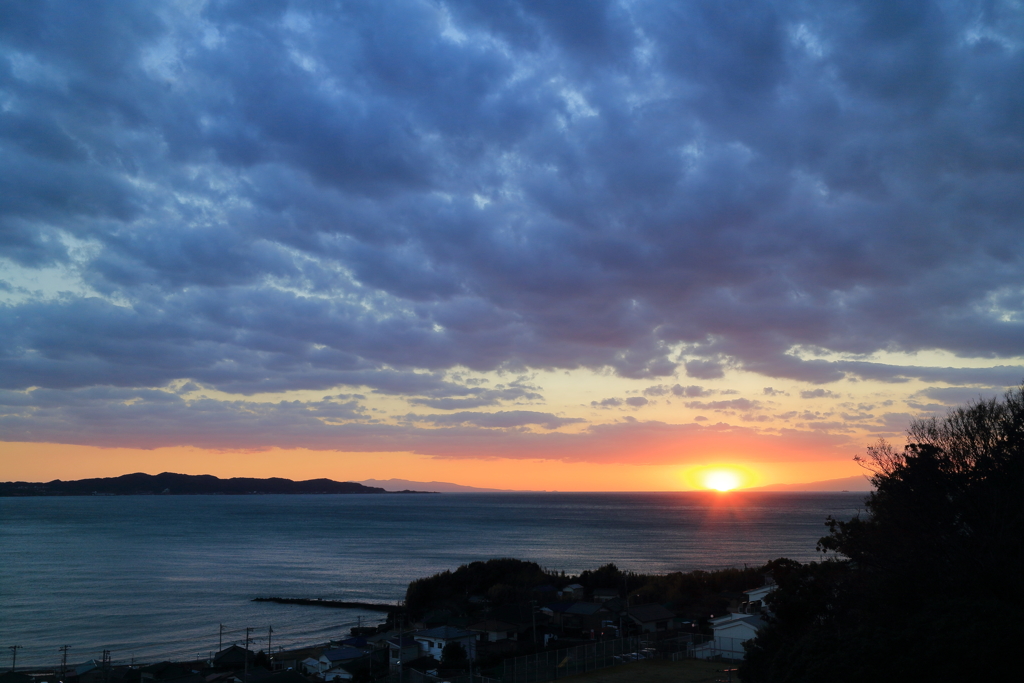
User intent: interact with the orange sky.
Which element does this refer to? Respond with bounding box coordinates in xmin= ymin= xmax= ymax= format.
xmin=2 ymin=440 xmax=867 ymax=491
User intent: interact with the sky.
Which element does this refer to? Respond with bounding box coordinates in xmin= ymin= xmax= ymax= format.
xmin=1 ymin=0 xmax=1023 ymax=491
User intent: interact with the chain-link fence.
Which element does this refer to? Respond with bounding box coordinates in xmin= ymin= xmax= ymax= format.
xmin=498 ymin=636 xmax=651 ymax=683
xmin=378 ymin=670 xmax=500 ymax=683
xmin=486 ymin=632 xmax=752 ymax=683
xmin=684 ymin=634 xmax=747 ymax=661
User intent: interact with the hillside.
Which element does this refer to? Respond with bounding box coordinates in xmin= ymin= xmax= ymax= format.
xmin=0 ymin=472 xmax=397 ymax=496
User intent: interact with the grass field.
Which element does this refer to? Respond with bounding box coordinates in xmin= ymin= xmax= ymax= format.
xmin=555 ymin=659 xmax=739 ymax=683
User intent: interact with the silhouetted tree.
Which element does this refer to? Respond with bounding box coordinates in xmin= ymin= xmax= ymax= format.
xmin=440 ymin=642 xmax=468 ymax=668
xmin=742 ymin=385 xmax=1024 ymax=682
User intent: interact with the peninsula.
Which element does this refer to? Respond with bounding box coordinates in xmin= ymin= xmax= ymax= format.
xmin=0 ymin=472 xmax=429 ymax=496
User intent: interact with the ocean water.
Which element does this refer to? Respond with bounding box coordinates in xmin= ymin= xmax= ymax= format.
xmin=0 ymin=492 xmax=868 ymax=668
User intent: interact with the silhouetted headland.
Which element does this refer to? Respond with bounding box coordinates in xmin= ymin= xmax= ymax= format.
xmin=0 ymin=472 xmax=433 ymax=496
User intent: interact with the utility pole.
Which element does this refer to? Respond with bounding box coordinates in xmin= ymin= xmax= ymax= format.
xmin=243 ymin=628 xmax=254 ymax=683
xmin=102 ymin=650 xmax=111 ymax=683
xmin=267 ymin=627 xmax=272 ymax=664
xmin=58 ymin=645 xmax=70 ymax=681
xmin=219 ymin=624 xmax=225 ymax=653
xmin=530 ymin=601 xmax=538 ymax=646
xmin=9 ymin=645 xmax=22 ymax=671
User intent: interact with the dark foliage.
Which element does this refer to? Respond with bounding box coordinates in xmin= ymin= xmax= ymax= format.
xmin=742 ymin=386 xmax=1024 ymax=682
xmin=404 ymin=557 xmax=775 ymax=623
xmin=440 ymin=642 xmax=468 ymax=668
xmin=405 ymin=558 xmax=554 ymax=618
xmin=635 ymin=566 xmax=765 ymax=619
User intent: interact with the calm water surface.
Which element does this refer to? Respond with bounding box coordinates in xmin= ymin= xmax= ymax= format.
xmin=0 ymin=492 xmax=868 ymax=668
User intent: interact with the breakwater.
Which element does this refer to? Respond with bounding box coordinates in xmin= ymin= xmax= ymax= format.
xmin=252 ymin=597 xmax=399 ymax=613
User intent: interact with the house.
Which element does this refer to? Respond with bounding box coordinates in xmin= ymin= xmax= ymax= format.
xmin=561 ymin=583 xmax=585 ymax=600
xmin=541 ymin=601 xmax=612 ymax=632
xmin=385 ymin=636 xmax=419 ymax=670
xmin=412 ymin=626 xmax=478 ymax=661
xmin=564 ymin=602 xmax=609 ymax=631
xmin=708 ymin=610 xmax=765 ymax=659
xmin=204 ymin=672 xmax=240 ymax=683
xmin=626 ymin=604 xmax=676 ymax=633
xmin=317 ymin=648 xmax=364 ymax=674
xmin=212 ymin=646 xmax=254 ymax=671
xmin=540 ymin=602 xmax=574 ymax=625
xmin=593 ymin=588 xmax=619 ymax=602
xmin=469 ymin=619 xmax=519 ymax=642
xmin=740 ymin=583 xmax=775 ymax=615
xmin=298 ymin=658 xmax=320 ymax=676
xmin=270 ymin=647 xmax=322 ymax=672
xmin=322 ymin=667 xmax=352 ymax=682
xmin=692 ymin=613 xmax=765 ymax=660
xmin=491 ymin=602 xmax=547 ymax=630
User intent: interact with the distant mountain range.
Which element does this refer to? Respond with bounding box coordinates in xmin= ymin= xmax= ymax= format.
xmin=0 ymin=472 xmax=428 ymax=496
xmin=743 ymin=475 xmax=874 ymax=492
xmin=357 ymin=478 xmax=516 ymax=492
xmin=0 ymin=472 xmax=873 ymax=496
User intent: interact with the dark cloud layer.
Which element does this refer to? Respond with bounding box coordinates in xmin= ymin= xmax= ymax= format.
xmin=1 ymin=1 xmax=1023 ymax=447
xmin=0 ymin=386 xmax=852 ymax=463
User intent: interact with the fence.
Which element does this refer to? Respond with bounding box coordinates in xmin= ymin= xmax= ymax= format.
xmin=685 ymin=634 xmax=748 ymax=661
xmin=379 ymin=670 xmax=500 ymax=683
xmin=498 ymin=636 xmax=649 ymax=683
xmin=490 ymin=632 xmax=753 ymax=683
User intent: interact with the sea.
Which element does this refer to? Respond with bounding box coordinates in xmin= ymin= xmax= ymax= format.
xmin=0 ymin=491 xmax=869 ymax=669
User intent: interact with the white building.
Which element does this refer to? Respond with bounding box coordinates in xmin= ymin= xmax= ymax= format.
xmin=412 ymin=626 xmax=478 ymax=661
xmin=691 ymin=613 xmax=766 ymax=660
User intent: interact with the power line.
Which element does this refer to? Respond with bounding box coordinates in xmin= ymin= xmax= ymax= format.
xmin=9 ymin=645 xmax=22 ymax=671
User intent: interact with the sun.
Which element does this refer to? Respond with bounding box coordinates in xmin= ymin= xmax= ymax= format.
xmin=704 ymin=470 xmax=741 ymax=491
xmin=682 ymin=464 xmax=755 ymax=491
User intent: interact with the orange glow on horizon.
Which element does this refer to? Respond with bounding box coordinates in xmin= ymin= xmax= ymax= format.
xmin=0 ymin=443 xmax=865 ymax=491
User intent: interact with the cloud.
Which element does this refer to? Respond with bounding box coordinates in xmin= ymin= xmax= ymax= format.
xmin=684 ymin=360 xmax=726 ymax=380
xmin=800 ymin=388 xmax=839 ymax=399
xmin=409 ymin=410 xmax=584 ymax=430
xmin=1 ymin=0 xmax=1022 ymax=452
xmin=591 ymin=397 xmax=623 ymax=408
xmin=684 ymin=398 xmax=762 ymax=412
xmin=912 ymin=386 xmax=1005 ymax=406
xmin=0 ymin=386 xmax=856 ymax=463
xmin=644 ymin=384 xmax=711 ymax=398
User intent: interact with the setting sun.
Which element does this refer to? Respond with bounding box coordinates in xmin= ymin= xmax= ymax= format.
xmin=705 ymin=470 xmax=740 ymax=491
xmin=682 ymin=464 xmax=758 ymax=491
